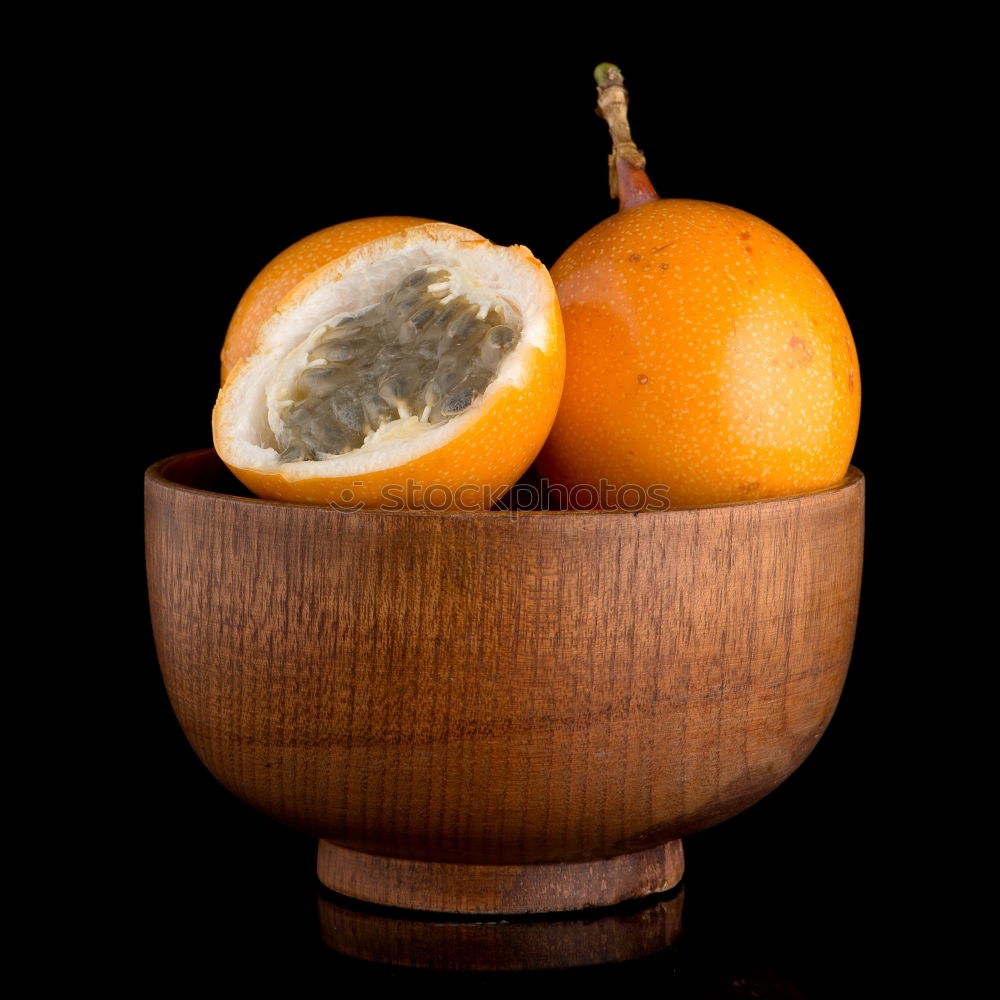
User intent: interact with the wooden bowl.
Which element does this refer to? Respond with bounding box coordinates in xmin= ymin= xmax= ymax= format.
xmin=145 ymin=449 xmax=863 ymax=914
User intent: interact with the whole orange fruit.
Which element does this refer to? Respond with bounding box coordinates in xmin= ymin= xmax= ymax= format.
xmin=537 ymin=66 xmax=860 ymax=509
xmin=221 ymin=215 xmax=432 ymax=383
xmin=539 ymin=198 xmax=860 ymax=508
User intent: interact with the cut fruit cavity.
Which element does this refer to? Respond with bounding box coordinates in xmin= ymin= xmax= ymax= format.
xmin=271 ymin=266 xmax=521 ymax=463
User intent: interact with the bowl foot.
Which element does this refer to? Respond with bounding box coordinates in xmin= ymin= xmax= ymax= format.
xmin=316 ymin=840 xmax=684 ymax=914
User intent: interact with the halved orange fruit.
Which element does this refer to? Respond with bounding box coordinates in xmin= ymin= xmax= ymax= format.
xmin=213 ymin=223 xmax=565 ymax=510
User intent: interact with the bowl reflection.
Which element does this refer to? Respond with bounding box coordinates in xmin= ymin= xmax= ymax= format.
xmin=317 ymin=887 xmax=684 ymax=971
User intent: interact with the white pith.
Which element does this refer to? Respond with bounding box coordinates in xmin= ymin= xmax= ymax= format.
xmin=213 ymin=225 xmax=558 ymax=481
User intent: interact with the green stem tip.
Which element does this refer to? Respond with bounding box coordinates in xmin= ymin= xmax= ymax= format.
xmin=594 ymin=63 xmax=621 ymax=87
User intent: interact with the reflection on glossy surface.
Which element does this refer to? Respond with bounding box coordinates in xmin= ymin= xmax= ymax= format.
xmin=318 ymin=885 xmax=684 ymax=971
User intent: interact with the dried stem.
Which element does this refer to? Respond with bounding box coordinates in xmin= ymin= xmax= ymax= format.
xmin=594 ymin=63 xmax=659 ymax=211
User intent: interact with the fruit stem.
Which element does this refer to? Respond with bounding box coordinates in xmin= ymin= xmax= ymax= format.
xmin=594 ymin=63 xmax=659 ymax=211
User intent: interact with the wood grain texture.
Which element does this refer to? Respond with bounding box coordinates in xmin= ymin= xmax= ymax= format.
xmin=145 ymin=450 xmax=863 ymax=911
xmin=316 ymin=840 xmax=683 ymax=914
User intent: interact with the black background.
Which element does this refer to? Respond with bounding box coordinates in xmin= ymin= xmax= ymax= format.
xmin=78 ymin=27 xmax=956 ymax=993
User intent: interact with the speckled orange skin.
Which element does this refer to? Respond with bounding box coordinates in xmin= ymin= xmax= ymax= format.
xmin=221 ymin=216 xmax=432 ymax=383
xmin=538 ymin=199 xmax=860 ymax=509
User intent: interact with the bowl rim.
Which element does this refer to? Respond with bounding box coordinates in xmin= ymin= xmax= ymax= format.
xmin=145 ymin=449 xmax=863 ymax=521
